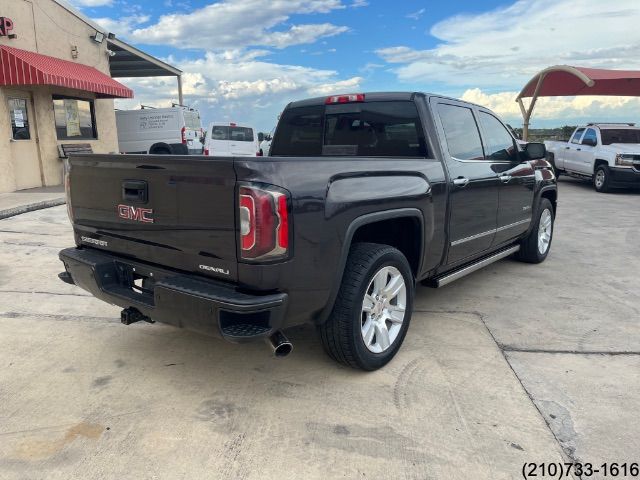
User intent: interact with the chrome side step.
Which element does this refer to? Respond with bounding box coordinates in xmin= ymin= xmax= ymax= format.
xmin=429 ymin=245 xmax=520 ymax=288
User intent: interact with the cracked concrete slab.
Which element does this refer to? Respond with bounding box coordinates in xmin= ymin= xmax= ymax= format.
xmin=506 ymin=352 xmax=640 ymax=468
xmin=0 ymin=311 xmax=564 ymax=479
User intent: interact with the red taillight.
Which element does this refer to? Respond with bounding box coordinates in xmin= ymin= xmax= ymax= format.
xmin=325 ymin=93 xmax=365 ymax=104
xmin=181 ymin=126 xmax=187 ymax=144
xmin=256 ymin=151 xmax=263 ymax=156
xmin=204 ymin=148 xmax=210 ymax=156
xmin=239 ymin=185 xmax=289 ymax=261
xmin=276 ymin=194 xmax=289 ymax=249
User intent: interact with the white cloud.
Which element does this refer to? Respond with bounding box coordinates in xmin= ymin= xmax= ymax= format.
xmin=460 ymin=88 xmax=640 ymax=127
xmin=406 ymin=8 xmax=425 ymax=20
xmin=94 ymin=15 xmax=150 ymax=38
xmin=67 ymin=0 xmax=113 ymax=6
xmin=125 ymin=0 xmax=349 ymax=50
xmin=115 ymin=50 xmax=363 ymax=130
xmin=350 ymin=0 xmax=369 ymax=7
xmin=377 ymin=0 xmax=640 ymax=89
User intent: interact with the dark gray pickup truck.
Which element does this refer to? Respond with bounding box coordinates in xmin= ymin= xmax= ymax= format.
xmin=59 ymin=92 xmax=557 ymax=370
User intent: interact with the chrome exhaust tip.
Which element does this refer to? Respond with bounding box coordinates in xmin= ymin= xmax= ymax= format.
xmin=267 ymin=331 xmax=293 ymax=358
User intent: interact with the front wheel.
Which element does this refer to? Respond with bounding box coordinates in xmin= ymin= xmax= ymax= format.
xmin=593 ymin=165 xmax=612 ymax=193
xmin=516 ymin=198 xmax=554 ymax=264
xmin=318 ymin=243 xmax=414 ymax=371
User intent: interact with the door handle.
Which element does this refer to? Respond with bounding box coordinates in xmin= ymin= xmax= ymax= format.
xmin=576 ymin=148 xmax=581 ymax=151
xmin=499 ymin=174 xmax=512 ymax=183
xmin=565 ymin=146 xmax=570 ymax=150
xmin=453 ymin=177 xmax=469 ymax=187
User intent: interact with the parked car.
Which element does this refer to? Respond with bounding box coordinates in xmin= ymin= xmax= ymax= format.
xmin=204 ymin=122 xmax=260 ymax=157
xmin=258 ymin=128 xmax=275 ymax=156
xmin=59 ymin=92 xmax=557 ymax=370
xmin=545 ymin=123 xmax=640 ymax=192
xmin=116 ymin=106 xmax=204 ymax=155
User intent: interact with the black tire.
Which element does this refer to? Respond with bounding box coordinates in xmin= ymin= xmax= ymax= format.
xmin=150 ymin=148 xmax=171 ymax=155
xmin=318 ymin=243 xmax=414 ymax=371
xmin=516 ymin=198 xmax=554 ymax=264
xmin=593 ymin=164 xmax=612 ymax=193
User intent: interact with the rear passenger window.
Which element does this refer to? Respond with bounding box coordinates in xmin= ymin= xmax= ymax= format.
xmin=478 ymin=111 xmax=518 ymax=161
xmin=437 ymin=103 xmax=484 ymax=160
xmin=323 ymin=102 xmax=427 ymax=157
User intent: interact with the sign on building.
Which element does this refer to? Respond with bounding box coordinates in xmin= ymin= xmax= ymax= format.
xmin=0 ymin=17 xmax=14 ymax=37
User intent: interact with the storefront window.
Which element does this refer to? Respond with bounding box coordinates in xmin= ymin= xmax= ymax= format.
xmin=53 ymin=96 xmax=97 ymax=140
xmin=8 ymin=98 xmax=31 ymax=140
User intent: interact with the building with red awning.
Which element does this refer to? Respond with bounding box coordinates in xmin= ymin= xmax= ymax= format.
xmin=0 ymin=0 xmax=181 ymax=193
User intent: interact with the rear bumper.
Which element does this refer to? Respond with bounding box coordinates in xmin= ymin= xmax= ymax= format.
xmin=59 ymin=247 xmax=287 ymax=342
xmin=609 ymin=167 xmax=640 ymax=187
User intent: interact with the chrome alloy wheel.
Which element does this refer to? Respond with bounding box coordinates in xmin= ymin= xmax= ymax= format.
xmin=361 ymin=266 xmax=407 ymax=353
xmin=595 ymin=169 xmax=606 ymax=189
xmin=538 ymin=209 xmax=553 ymax=255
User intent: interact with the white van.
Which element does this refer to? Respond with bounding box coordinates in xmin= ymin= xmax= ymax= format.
xmin=204 ymin=123 xmax=259 ymax=157
xmin=116 ymin=107 xmax=204 ymax=155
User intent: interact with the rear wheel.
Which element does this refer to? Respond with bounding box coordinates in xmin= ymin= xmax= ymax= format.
xmin=593 ymin=165 xmax=612 ymax=193
xmin=318 ymin=243 xmax=414 ymax=371
xmin=516 ymin=198 xmax=554 ymax=264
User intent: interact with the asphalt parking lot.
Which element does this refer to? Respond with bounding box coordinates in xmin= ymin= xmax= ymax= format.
xmin=1 ymin=178 xmax=638 ymax=480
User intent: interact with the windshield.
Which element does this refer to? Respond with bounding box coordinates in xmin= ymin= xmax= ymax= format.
xmin=183 ymin=111 xmax=202 ymax=130
xmin=600 ymin=128 xmax=640 ymax=145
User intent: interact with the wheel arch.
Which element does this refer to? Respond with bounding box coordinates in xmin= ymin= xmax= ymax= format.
xmin=594 ymin=158 xmax=609 ymax=171
xmin=316 ymin=208 xmax=424 ymax=325
xmin=149 ymin=142 xmax=172 ymax=154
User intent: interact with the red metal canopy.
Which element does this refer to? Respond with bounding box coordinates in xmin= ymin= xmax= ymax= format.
xmin=518 ymin=65 xmax=640 ymax=98
xmin=516 ymin=65 xmax=640 ymax=140
xmin=0 ymin=45 xmax=133 ymax=99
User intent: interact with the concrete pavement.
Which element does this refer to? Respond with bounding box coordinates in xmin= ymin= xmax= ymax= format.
xmin=0 ymin=178 xmax=638 ymax=479
xmin=0 ymin=186 xmax=65 ymax=220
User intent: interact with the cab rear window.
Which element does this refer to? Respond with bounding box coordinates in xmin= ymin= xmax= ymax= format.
xmin=271 ymin=101 xmax=427 ymax=157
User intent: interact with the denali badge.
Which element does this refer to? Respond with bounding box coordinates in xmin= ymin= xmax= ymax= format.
xmin=117 ymin=204 xmax=154 ymax=223
xmin=199 ymin=264 xmax=230 ymax=275
xmin=81 ymin=236 xmax=108 ymax=247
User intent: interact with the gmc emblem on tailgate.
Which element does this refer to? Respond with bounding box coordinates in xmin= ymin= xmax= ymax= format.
xmin=117 ymin=204 xmax=154 ymax=223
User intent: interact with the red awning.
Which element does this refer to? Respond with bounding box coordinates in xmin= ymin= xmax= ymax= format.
xmin=518 ymin=65 xmax=640 ymax=98
xmin=0 ymin=45 xmax=133 ymax=99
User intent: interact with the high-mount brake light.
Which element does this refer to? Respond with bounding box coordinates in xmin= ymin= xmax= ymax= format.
xmin=239 ymin=185 xmax=290 ymax=261
xmin=325 ymin=93 xmax=365 ymax=104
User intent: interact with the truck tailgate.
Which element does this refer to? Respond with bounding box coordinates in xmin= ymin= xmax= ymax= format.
xmin=67 ymin=154 xmax=238 ymax=281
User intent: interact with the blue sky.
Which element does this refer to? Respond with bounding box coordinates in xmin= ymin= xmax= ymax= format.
xmin=69 ymin=0 xmax=640 ymax=131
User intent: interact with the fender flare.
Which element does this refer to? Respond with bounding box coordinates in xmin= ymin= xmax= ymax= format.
xmin=315 ymin=208 xmax=424 ymax=325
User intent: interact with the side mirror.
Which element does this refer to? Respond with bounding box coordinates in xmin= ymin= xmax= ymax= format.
xmin=258 ymin=132 xmax=265 ymax=142
xmin=524 ymin=142 xmax=546 ymax=160
xmin=582 ymin=138 xmax=597 ymax=147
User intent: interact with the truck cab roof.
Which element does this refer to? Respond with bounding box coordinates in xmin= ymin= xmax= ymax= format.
xmin=285 ymin=91 xmax=486 ymax=110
